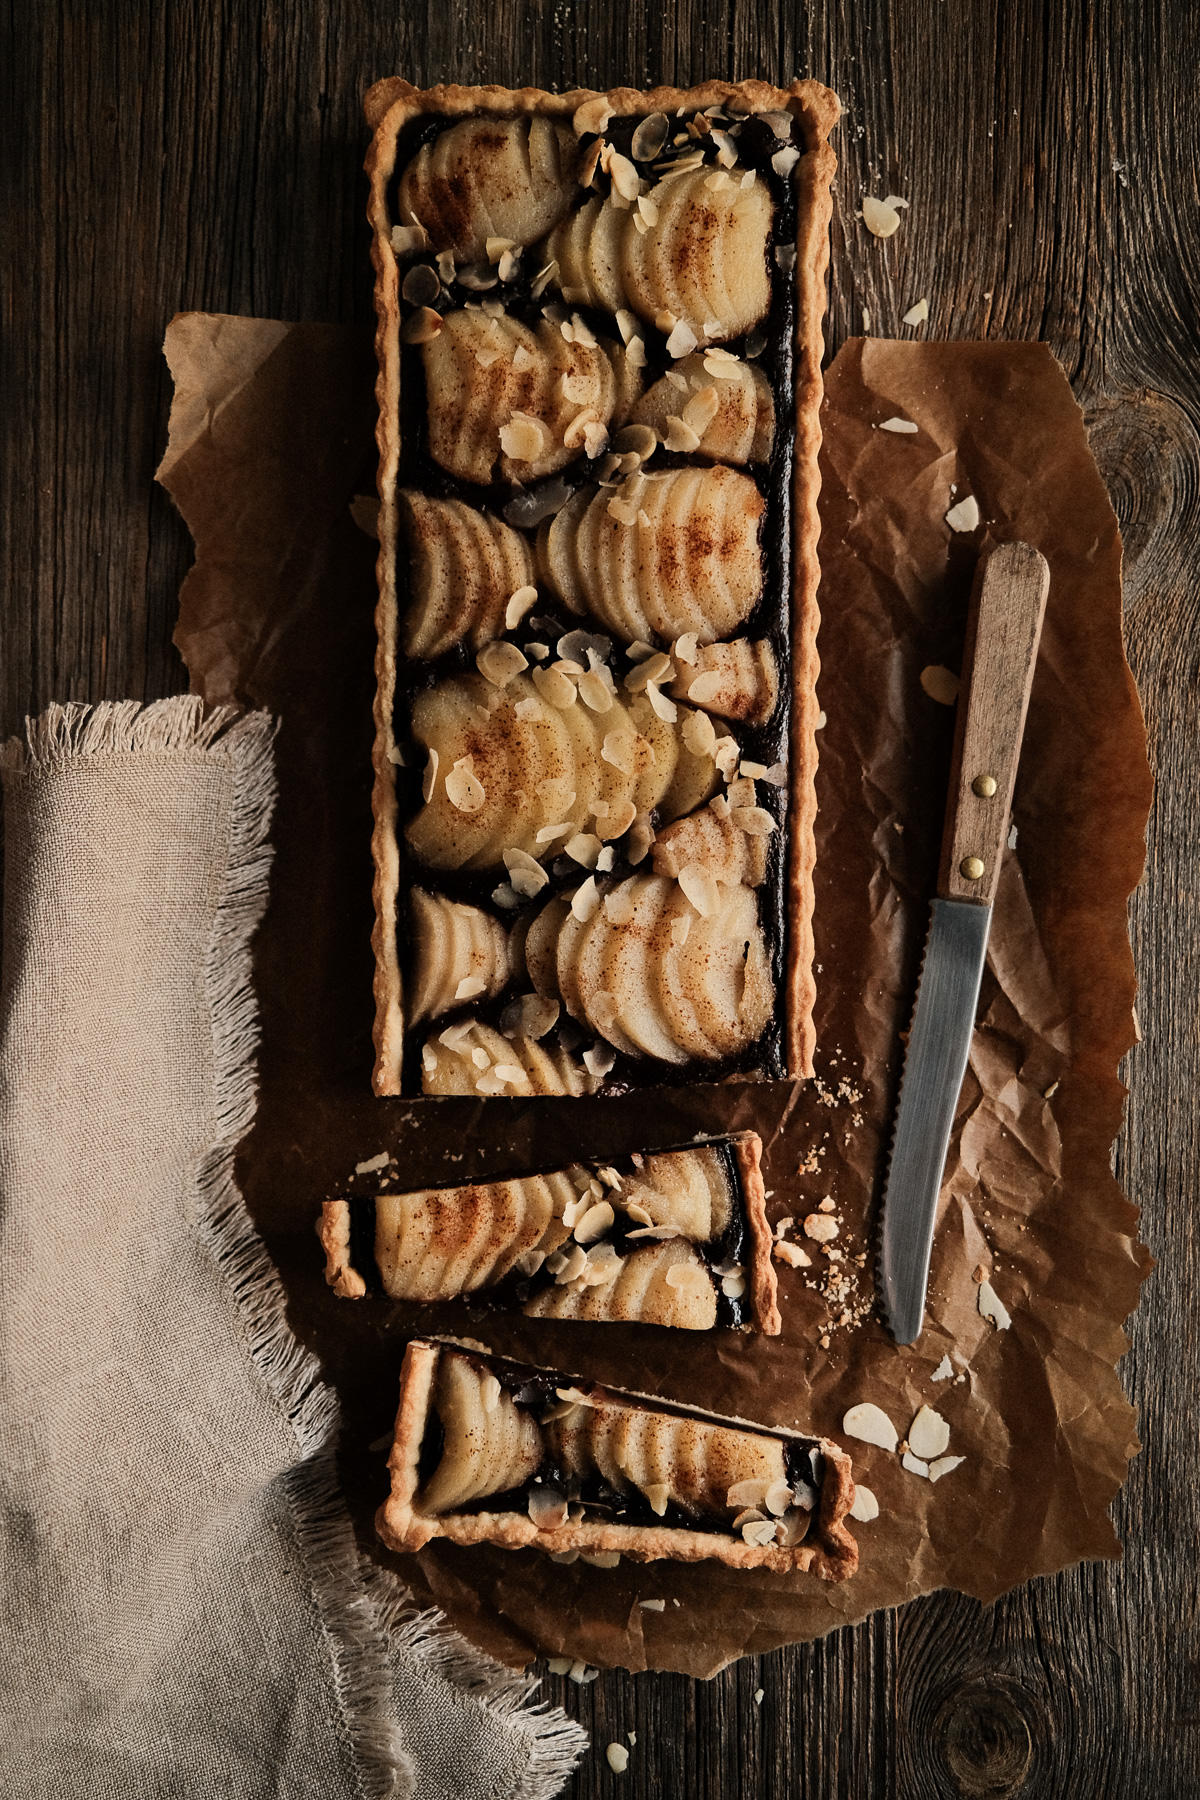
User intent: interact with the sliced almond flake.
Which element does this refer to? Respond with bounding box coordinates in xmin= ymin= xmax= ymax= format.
xmin=666 ymin=319 xmax=698 ymax=358
xmin=920 ymin=663 xmax=960 ymax=705
xmin=568 ymin=1660 xmax=599 ymax=1684
xmin=476 ymin=640 xmax=528 ymax=686
xmin=681 ymin=709 xmax=717 ymax=756
xmin=682 ymin=386 xmax=720 ymax=433
xmin=354 ymin=1151 xmax=390 ymax=1175
xmin=679 ymin=863 xmax=720 ymax=917
xmin=643 ymin=1483 xmax=670 ymax=1517
xmin=931 ymin=1354 xmax=954 ymax=1382
xmin=945 ymin=494 xmax=981 ymax=533
xmin=764 ymin=1479 xmax=793 ymax=1517
xmin=607 ymin=494 xmax=640 ymax=526
xmin=503 ymin=846 xmax=550 ymax=896
xmin=902 ymin=297 xmax=929 ymax=327
xmin=627 ymin=816 xmax=655 ymax=864
xmin=646 ymin=683 xmax=678 ymax=723
xmin=861 ymin=194 xmax=902 ymax=237
xmin=528 ymin=1486 xmax=569 ymax=1528
xmin=638 ymin=1597 xmax=666 ymax=1613
xmin=663 ymin=414 xmax=702 ymax=453
xmin=908 ymin=1405 xmax=951 ymax=1461
xmin=741 ymin=1519 xmax=779 ymax=1547
xmin=664 ymin=1261 xmax=710 ymax=1297
xmin=572 ymin=95 xmax=612 ymax=137
xmin=637 ymin=191 xmax=660 ymax=226
xmin=731 ymin=1505 xmax=767 ymax=1529
xmin=901 ymin=1451 xmax=931 ymax=1479
xmin=771 ymin=144 xmax=801 ymax=177
xmin=571 ymin=877 xmax=601 ymax=922
xmin=390 ymin=222 xmax=428 ymax=256
xmin=485 ymin=234 xmax=516 ymax=262
xmin=721 ymin=1270 xmax=746 ymax=1300
xmin=626 ymin=335 xmax=648 ymax=369
xmin=491 ymin=881 xmax=521 ymax=909
xmin=730 ymin=806 xmax=776 ymax=838
xmin=607 ymin=148 xmax=641 ymax=201
xmin=565 ymin=832 xmax=602 ymax=868
xmin=673 ymin=631 xmax=700 ymax=665
xmin=444 ymin=759 xmax=485 ymax=817
xmin=773 ymin=1240 xmax=811 ymax=1269
xmin=624 ymin=651 xmax=674 ymax=691
xmin=727 ymin=1478 xmax=770 ymax=1509
xmin=499 ymin=413 xmax=548 ymax=462
xmin=603 ymin=797 xmax=637 ymax=838
xmin=505 ymin=584 xmax=538 ymax=629
xmin=438 ymin=1021 xmax=475 ymax=1052
xmin=454 ymin=975 xmax=487 ymax=1002
xmin=626 ymin=638 xmax=657 ymax=661
xmin=849 ymin=1484 xmax=880 ymax=1522
xmin=583 ymin=1042 xmax=616 ymax=1078
xmin=713 ymin=736 xmax=741 ymax=779
xmin=421 ymin=1040 xmax=437 ymax=1071
xmin=532 ymin=663 xmax=578 ymax=709
xmin=879 ymin=416 xmax=919 ymax=434
xmin=686 ymin=670 xmax=724 ymax=704
xmin=928 ymin=1455 xmax=965 ymax=1483
xmin=574 ymin=1200 xmax=615 ymax=1244
xmin=602 ymin=886 xmax=636 ymax=926
xmin=842 ymin=1402 xmax=899 ymax=1452
xmin=421 ymin=746 xmax=440 ymax=803
xmin=669 ymin=912 xmax=692 ymax=947
xmin=470 ymin=1046 xmax=491 ymax=1070
xmin=601 ymin=730 xmax=636 ymax=774
xmin=978 ymin=1279 xmax=1012 ymax=1329
xmin=502 ymin=994 xmax=559 ymax=1039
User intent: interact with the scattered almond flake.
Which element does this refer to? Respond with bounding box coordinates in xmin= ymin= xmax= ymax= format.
xmin=535 ymin=821 xmax=573 ymax=846
xmin=901 ymin=1451 xmax=931 ymax=1479
xmin=603 ymin=797 xmax=637 ymax=837
xmin=754 ymin=1687 xmax=765 ymax=1706
xmin=773 ymin=1241 xmax=811 ymax=1270
xmin=627 ymin=816 xmax=655 ymax=864
xmin=879 ymin=416 xmax=919 ymax=434
xmin=548 ymin=1548 xmax=579 ymax=1564
xmin=627 ymin=1223 xmax=682 ymax=1241
xmin=624 ymin=650 xmax=673 ymax=691
xmin=666 ymin=319 xmax=698 ymax=358
xmin=438 ymin=1021 xmax=474 ymax=1052
xmin=532 ymin=663 xmax=578 ymax=709
xmin=572 ymin=95 xmax=612 ymax=138
xmin=503 ymin=584 xmax=538 ymax=630
xmin=883 ymin=194 xmax=911 ymax=211
xmin=401 ymin=305 xmax=443 ymax=345
xmin=842 ymin=1402 xmax=899 ymax=1452
xmin=390 ymin=222 xmax=428 ymax=256
xmin=608 ymin=148 xmax=641 ymax=202
xmin=703 ymin=169 xmax=731 ymax=193
xmin=568 ymin=1659 xmax=599 ymax=1685
xmin=499 ymin=412 xmax=548 ymax=463
xmin=802 ymin=1212 xmax=839 ymax=1243
xmin=476 ymin=640 xmax=528 ymax=686
xmin=742 ymin=1519 xmax=779 ymax=1547
xmin=861 ymin=194 xmax=902 ymax=238
xmin=584 ymin=1042 xmax=616 ymax=1079
xmin=681 ymin=710 xmax=717 ymax=756
xmin=732 ymin=1505 xmax=767 ymax=1529
xmin=454 ymin=975 xmax=487 ymax=1002
xmin=928 ymin=1455 xmax=965 ymax=1483
xmin=945 ymin=494 xmax=981 ymax=533
xmin=730 ymin=805 xmax=776 ymax=837
xmin=606 ymin=1743 xmax=630 ymax=1775
xmin=908 ymin=1405 xmax=951 ymax=1461
xmin=601 ymin=729 xmax=636 ymax=774
xmin=502 ymin=994 xmax=559 ymax=1040
xmin=770 ymin=143 xmax=801 ymax=178
xmin=727 ymin=1477 xmax=770 ymax=1508
xmin=713 ymin=736 xmax=741 ymax=780
xmin=764 ymin=1479 xmax=793 ymax=1517
xmin=546 ymin=1655 xmax=572 ymax=1675
xmin=503 ymin=847 xmax=550 ymax=897
xmin=638 ymin=1597 xmax=666 ymax=1612
xmin=421 ymin=747 xmax=440 ymax=803
xmin=663 ymin=414 xmax=701 ymax=453
xmin=565 ymin=831 xmax=603 ymax=868
xmin=978 ymin=1279 xmax=1012 ymax=1329
xmin=902 ymin=297 xmax=929 ymax=327
xmin=931 ymin=1355 xmax=954 ymax=1383
xmin=679 ymin=862 xmax=720 ymax=917
xmin=602 ymin=886 xmax=636 ymax=926
xmin=607 ymin=493 xmax=641 ymax=526
xmin=644 ymin=1483 xmax=670 ymax=1517
xmin=920 ymin=664 xmax=960 ymax=705
xmin=630 ymin=110 xmax=669 ymax=162
xmin=673 ymin=631 xmax=700 ymax=666
xmin=476 ymin=1371 xmax=502 ymax=1414
xmin=721 ymin=1270 xmax=747 ymax=1300
xmin=636 ymin=190 xmax=660 ymax=226
xmin=849 ymin=1484 xmax=880 ymax=1522
xmin=646 ymin=683 xmax=678 ymax=723
xmin=664 ymin=1260 xmax=710 ymax=1299
xmin=485 ymin=234 xmax=516 ymax=264
xmin=574 ymin=1199 xmax=615 ymax=1245
xmin=354 ymin=1151 xmax=390 ymax=1175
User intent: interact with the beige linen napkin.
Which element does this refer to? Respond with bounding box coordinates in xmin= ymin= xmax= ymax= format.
xmin=0 ymin=699 xmax=585 ymax=1799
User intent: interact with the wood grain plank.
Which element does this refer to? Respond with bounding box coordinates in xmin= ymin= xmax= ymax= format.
xmin=3 ymin=0 xmax=1198 ymax=1794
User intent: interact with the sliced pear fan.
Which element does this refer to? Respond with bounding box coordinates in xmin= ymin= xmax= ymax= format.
xmin=621 ymin=1146 xmax=734 ymax=1239
xmin=652 ymin=801 xmax=770 ymax=888
xmin=374 ymin=1174 xmax=575 ymax=1299
xmin=630 ymin=355 xmax=774 ymax=464
xmin=538 ymin=466 xmax=764 ymax=647
xmin=396 ymin=115 xmax=576 ymax=260
xmin=420 ymin=1020 xmax=600 ymax=1096
xmin=528 ymin=874 xmax=773 ymax=1062
xmin=408 ymin=889 xmax=513 ymax=1023
xmin=667 ymin=637 xmax=779 ymax=725
xmin=406 ymin=672 xmax=717 ymax=872
xmin=418 ymin=1355 xmax=544 ymax=1515
xmin=398 ymin=493 xmax=534 ymax=659
xmin=540 ymin=168 xmax=774 ymax=342
xmin=547 ymin=1398 xmax=787 ymax=1519
xmin=524 ymin=1240 xmax=718 ymax=1329
xmin=423 ymin=310 xmax=636 ymax=485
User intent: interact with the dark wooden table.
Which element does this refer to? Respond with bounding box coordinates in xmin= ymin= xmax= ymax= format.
xmin=6 ymin=3 xmax=1198 ymax=1794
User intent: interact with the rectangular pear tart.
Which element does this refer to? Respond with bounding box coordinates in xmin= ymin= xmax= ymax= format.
xmin=365 ymin=77 xmax=839 ymax=1097
xmin=378 ymin=1337 xmax=859 ymax=1575
xmin=320 ymin=1131 xmax=780 ymax=1333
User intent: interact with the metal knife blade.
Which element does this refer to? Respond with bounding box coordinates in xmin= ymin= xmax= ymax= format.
xmin=877 ymin=897 xmax=990 ymax=1343
xmin=875 ymin=540 xmax=1049 ymax=1344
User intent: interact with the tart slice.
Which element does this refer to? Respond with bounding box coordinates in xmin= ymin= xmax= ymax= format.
xmin=378 ymin=1338 xmax=859 ymax=1576
xmin=366 ymin=78 xmax=839 ymax=1095
xmin=319 ymin=1131 xmax=780 ymax=1333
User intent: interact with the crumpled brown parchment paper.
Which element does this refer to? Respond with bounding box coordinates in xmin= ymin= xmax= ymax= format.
xmin=158 ymin=317 xmax=1152 ymax=1679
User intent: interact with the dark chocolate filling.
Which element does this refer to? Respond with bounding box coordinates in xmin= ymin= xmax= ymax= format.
xmin=385 ymin=105 xmax=808 ymax=1095
xmin=418 ymin=1343 xmax=826 ymax=1533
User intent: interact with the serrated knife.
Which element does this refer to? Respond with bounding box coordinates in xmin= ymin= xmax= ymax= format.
xmin=878 ymin=540 xmax=1050 ymax=1344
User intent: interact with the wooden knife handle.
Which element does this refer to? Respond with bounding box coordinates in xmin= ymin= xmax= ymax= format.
xmin=937 ymin=541 xmax=1050 ymax=906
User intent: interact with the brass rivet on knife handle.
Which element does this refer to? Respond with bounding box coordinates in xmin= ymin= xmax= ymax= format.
xmin=938 ymin=542 xmax=1050 ymax=906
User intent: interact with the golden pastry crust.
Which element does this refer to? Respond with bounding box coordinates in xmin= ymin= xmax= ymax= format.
xmin=366 ymin=79 xmax=838 ymax=1093
xmin=377 ymin=1339 xmax=858 ymax=1577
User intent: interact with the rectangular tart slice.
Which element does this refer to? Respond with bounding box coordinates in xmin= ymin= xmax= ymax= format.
xmin=320 ymin=1130 xmax=779 ymax=1333
xmin=365 ymin=78 xmax=840 ymax=1096
xmin=378 ymin=1337 xmax=858 ymax=1575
